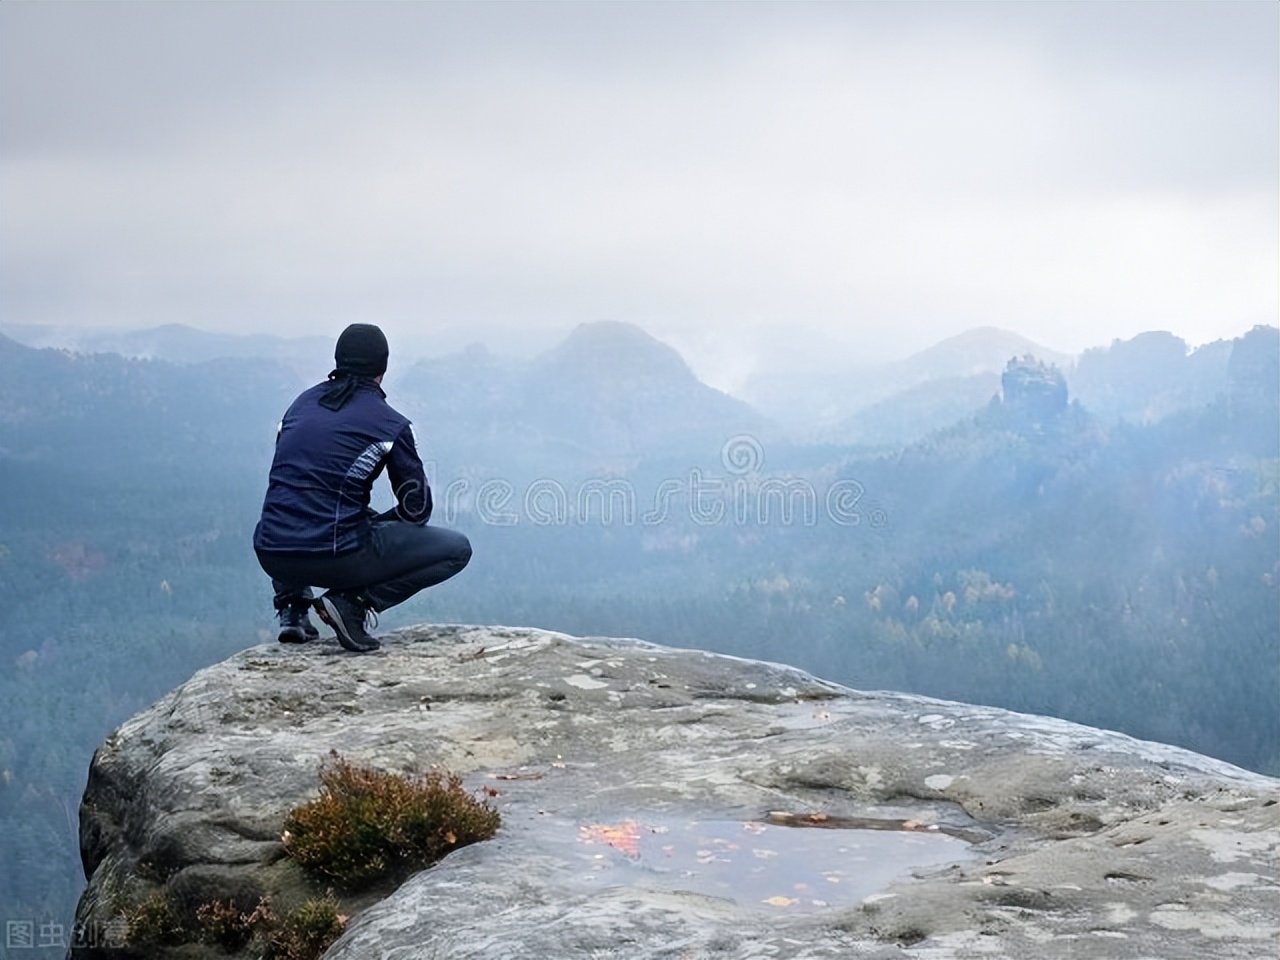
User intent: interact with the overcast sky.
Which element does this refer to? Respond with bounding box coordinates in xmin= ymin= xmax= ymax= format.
xmin=1 ymin=1 xmax=1276 ymax=387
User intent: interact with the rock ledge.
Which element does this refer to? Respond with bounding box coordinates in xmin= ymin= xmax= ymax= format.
xmin=74 ymin=625 xmax=1279 ymax=959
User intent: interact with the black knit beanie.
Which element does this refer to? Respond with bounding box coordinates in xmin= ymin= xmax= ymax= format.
xmin=334 ymin=323 xmax=389 ymax=378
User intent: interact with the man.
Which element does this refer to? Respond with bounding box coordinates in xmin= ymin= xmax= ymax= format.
xmin=253 ymin=323 xmax=471 ymax=652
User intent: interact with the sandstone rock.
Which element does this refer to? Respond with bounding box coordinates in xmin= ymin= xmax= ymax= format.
xmin=1001 ymin=355 xmax=1068 ymax=426
xmin=72 ymin=625 xmax=1279 ymax=959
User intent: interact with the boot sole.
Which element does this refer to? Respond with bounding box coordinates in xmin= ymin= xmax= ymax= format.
xmin=317 ymin=596 xmax=380 ymax=652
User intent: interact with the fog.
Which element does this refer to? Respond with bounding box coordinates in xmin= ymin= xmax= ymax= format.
xmin=2 ymin=2 xmax=1276 ymax=390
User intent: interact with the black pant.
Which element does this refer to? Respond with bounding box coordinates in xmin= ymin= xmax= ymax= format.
xmin=257 ymin=521 xmax=471 ymax=613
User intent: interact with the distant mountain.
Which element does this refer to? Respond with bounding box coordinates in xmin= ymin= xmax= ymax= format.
xmin=0 ymin=322 xmax=333 ymax=378
xmin=535 ymin=320 xmax=695 ymax=385
xmin=1227 ymin=325 xmax=1280 ymax=410
xmin=1067 ymin=331 xmax=1234 ymax=424
xmin=743 ymin=326 xmax=1069 ymax=441
xmin=2 ymin=321 xmax=769 ymax=481
xmin=387 ymin=343 xmax=529 ymax=468
xmin=9 ymin=320 xmax=1271 ymax=463
xmin=525 ymin=321 xmax=767 ymax=461
xmin=392 ymin=321 xmax=767 ymax=473
xmin=904 ymin=328 xmax=1279 ymax=466
xmin=889 ymin=326 xmax=1072 ymax=382
xmin=830 ymin=372 xmax=1001 ymax=447
xmin=0 ymin=334 xmax=300 ymax=475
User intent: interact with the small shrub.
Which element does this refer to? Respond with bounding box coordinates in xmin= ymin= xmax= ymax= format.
xmin=123 ymin=890 xmax=185 ymax=947
xmin=262 ymin=895 xmax=345 ymax=960
xmin=193 ymin=895 xmax=342 ymax=960
xmin=195 ymin=897 xmax=273 ymax=951
xmin=282 ymin=753 xmax=501 ymax=888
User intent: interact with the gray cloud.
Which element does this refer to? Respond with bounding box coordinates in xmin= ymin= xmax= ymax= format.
xmin=2 ymin=1 xmax=1275 ymax=387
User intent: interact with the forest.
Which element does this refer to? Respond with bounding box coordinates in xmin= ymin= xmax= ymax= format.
xmin=0 ymin=323 xmax=1276 ymax=941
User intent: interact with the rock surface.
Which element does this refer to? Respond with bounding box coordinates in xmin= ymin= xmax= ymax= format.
xmin=74 ymin=625 xmax=1279 ymax=959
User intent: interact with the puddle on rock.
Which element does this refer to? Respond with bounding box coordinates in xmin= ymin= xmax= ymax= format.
xmin=551 ymin=814 xmax=975 ymax=912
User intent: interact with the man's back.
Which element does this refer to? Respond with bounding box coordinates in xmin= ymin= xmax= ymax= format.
xmin=254 ymin=379 xmax=427 ymax=556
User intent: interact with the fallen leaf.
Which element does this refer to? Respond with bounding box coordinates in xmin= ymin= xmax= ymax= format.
xmin=762 ymin=896 xmax=799 ymax=908
xmin=579 ymin=820 xmax=642 ymax=857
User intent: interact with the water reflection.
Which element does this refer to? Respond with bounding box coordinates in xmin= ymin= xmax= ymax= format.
xmin=559 ymin=815 xmax=972 ymax=912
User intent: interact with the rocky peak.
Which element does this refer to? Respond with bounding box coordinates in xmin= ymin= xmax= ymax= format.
xmin=72 ymin=625 xmax=1278 ymax=959
xmin=1000 ymin=354 xmax=1068 ymax=426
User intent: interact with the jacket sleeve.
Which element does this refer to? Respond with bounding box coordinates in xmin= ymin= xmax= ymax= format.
xmin=382 ymin=422 xmax=433 ymax=524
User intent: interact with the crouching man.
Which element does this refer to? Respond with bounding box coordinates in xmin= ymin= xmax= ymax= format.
xmin=253 ymin=323 xmax=471 ymax=652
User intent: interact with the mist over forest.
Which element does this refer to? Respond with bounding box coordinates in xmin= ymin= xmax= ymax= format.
xmin=0 ymin=320 xmax=1276 ymax=935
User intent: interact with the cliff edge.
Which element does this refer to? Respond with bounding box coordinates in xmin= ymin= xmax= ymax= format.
xmin=73 ymin=625 xmax=1278 ymax=959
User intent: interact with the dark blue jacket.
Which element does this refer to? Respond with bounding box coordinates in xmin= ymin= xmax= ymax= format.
xmin=253 ymin=380 xmax=432 ymax=556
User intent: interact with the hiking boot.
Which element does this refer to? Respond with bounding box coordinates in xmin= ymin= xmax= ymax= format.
xmin=316 ymin=592 xmax=380 ymax=652
xmin=277 ymin=604 xmax=320 ymax=644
